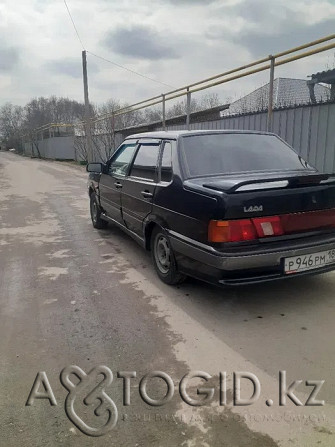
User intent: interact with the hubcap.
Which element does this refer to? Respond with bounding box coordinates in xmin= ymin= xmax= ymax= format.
xmin=91 ymin=199 xmax=98 ymax=223
xmin=155 ymin=235 xmax=171 ymax=274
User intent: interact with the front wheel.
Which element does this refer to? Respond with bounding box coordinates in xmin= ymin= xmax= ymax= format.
xmin=90 ymin=193 xmax=108 ymax=229
xmin=151 ymin=227 xmax=186 ymax=285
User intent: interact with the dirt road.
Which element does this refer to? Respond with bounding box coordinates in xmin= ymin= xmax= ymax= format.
xmin=1 ymin=152 xmax=335 ymax=446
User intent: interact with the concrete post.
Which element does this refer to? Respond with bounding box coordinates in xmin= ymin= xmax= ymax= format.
xmin=82 ymin=50 xmax=93 ymax=162
xmin=267 ymin=56 xmax=275 ymax=132
xmin=186 ymin=89 xmax=191 ymax=130
xmin=162 ymin=94 xmax=166 ymax=131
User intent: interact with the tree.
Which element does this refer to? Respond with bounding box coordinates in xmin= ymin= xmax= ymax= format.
xmin=166 ymin=92 xmax=220 ymax=119
xmin=142 ymin=107 xmax=162 ymax=123
xmin=198 ymin=92 xmax=220 ymax=110
xmin=24 ymin=96 xmax=86 ymax=130
xmin=86 ymin=100 xmax=143 ymax=161
xmin=0 ymin=103 xmax=24 ymax=150
xmin=0 ymin=91 xmax=222 ymax=160
xmin=17 ymin=96 xmax=87 ymax=158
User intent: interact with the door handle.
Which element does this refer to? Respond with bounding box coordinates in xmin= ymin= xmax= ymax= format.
xmin=141 ymin=190 xmax=153 ymax=198
xmin=114 ymin=182 xmax=123 ymax=189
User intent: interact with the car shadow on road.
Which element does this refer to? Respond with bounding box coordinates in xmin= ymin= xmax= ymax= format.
xmin=97 ymin=224 xmax=335 ymax=402
xmin=97 ymin=223 xmax=334 ymax=321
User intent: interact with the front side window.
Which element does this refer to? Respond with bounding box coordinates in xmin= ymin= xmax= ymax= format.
xmin=109 ymin=143 xmax=136 ymax=176
xmin=129 ymin=143 xmax=160 ymax=181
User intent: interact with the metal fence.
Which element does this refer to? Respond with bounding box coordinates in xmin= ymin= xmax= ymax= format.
xmin=23 ymin=136 xmax=75 ymax=160
xmin=25 ymin=101 xmax=335 ymax=173
xmin=114 ymin=101 xmax=335 ymax=173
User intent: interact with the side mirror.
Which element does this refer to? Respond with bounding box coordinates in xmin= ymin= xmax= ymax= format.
xmin=86 ymin=162 xmax=104 ymax=173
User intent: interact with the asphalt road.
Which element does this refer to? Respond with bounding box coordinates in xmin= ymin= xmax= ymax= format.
xmin=1 ymin=151 xmax=335 ymax=446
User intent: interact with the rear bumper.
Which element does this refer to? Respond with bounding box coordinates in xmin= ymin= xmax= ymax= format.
xmin=168 ymin=230 xmax=335 ymax=285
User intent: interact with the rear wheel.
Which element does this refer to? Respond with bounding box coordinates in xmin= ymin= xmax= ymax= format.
xmin=90 ymin=193 xmax=108 ymax=229
xmin=151 ymin=227 xmax=186 ymax=285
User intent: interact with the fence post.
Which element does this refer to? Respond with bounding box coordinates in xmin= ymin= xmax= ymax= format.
xmin=162 ymin=94 xmax=166 ymax=130
xmin=73 ymin=125 xmax=77 ymax=162
xmin=186 ymin=88 xmax=191 ymax=130
xmin=111 ymin=113 xmax=115 ymax=153
xmin=267 ymin=55 xmax=275 ymax=132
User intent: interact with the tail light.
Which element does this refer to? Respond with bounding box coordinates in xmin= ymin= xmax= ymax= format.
xmin=208 ymin=208 xmax=335 ymax=243
xmin=252 ymin=216 xmax=284 ymax=237
xmin=208 ymin=219 xmax=257 ymax=242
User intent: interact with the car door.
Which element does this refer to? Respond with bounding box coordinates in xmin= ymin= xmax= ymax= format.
xmin=121 ymin=140 xmax=161 ymax=237
xmin=99 ymin=141 xmax=137 ymax=224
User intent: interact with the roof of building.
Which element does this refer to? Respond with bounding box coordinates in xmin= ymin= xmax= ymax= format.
xmin=116 ymin=103 xmax=229 ymax=137
xmin=310 ymin=69 xmax=335 ymax=84
xmin=223 ymin=77 xmax=330 ymax=116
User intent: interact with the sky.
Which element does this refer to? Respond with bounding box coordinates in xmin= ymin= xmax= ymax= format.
xmin=0 ymin=0 xmax=334 ymax=108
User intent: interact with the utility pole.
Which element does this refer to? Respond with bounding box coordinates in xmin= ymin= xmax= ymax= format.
xmin=82 ymin=50 xmax=93 ymax=162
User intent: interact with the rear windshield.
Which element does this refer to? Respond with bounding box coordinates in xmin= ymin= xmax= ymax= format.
xmin=180 ymin=133 xmax=313 ymax=177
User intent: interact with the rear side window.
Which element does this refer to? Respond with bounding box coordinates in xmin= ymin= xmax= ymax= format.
xmin=160 ymin=142 xmax=173 ymax=182
xmin=130 ymin=143 xmax=160 ymax=181
xmin=181 ymin=134 xmax=313 ymax=177
xmin=109 ymin=143 xmax=136 ymax=176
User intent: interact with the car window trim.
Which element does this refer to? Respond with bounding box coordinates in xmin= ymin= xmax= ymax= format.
xmin=126 ymin=176 xmax=157 ymax=185
xmin=158 ymin=140 xmax=174 ymax=184
xmin=178 ymin=137 xmax=190 ymax=180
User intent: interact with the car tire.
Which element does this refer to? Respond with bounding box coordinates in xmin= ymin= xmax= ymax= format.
xmin=151 ymin=227 xmax=186 ymax=285
xmin=90 ymin=193 xmax=108 ymax=229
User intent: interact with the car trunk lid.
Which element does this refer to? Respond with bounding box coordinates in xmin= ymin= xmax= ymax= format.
xmin=184 ymin=171 xmax=335 ymax=242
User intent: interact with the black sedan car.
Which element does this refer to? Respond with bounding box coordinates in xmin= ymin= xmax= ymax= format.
xmin=87 ymin=130 xmax=335 ymax=286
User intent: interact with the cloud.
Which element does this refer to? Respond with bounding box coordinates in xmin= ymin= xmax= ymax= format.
xmin=235 ymin=18 xmax=335 ymax=58
xmin=44 ymin=58 xmax=99 ymax=79
xmin=102 ymin=25 xmax=179 ymax=60
xmin=162 ymin=0 xmax=217 ymax=3
xmin=228 ymin=0 xmax=286 ymax=24
xmin=0 ymin=46 xmax=19 ymax=71
xmin=224 ymin=0 xmax=335 ymax=57
xmin=0 ymin=0 xmax=332 ymax=107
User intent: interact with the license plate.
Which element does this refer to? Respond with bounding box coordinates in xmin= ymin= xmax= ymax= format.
xmin=284 ymin=249 xmax=335 ymax=274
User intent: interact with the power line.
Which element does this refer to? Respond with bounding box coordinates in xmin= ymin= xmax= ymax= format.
xmin=63 ymin=2 xmax=174 ymax=88
xmin=63 ymin=0 xmax=85 ymax=50
xmin=87 ymin=51 xmax=175 ymax=89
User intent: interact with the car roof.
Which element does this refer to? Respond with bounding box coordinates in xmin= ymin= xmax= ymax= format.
xmin=125 ymin=129 xmax=275 ymax=140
